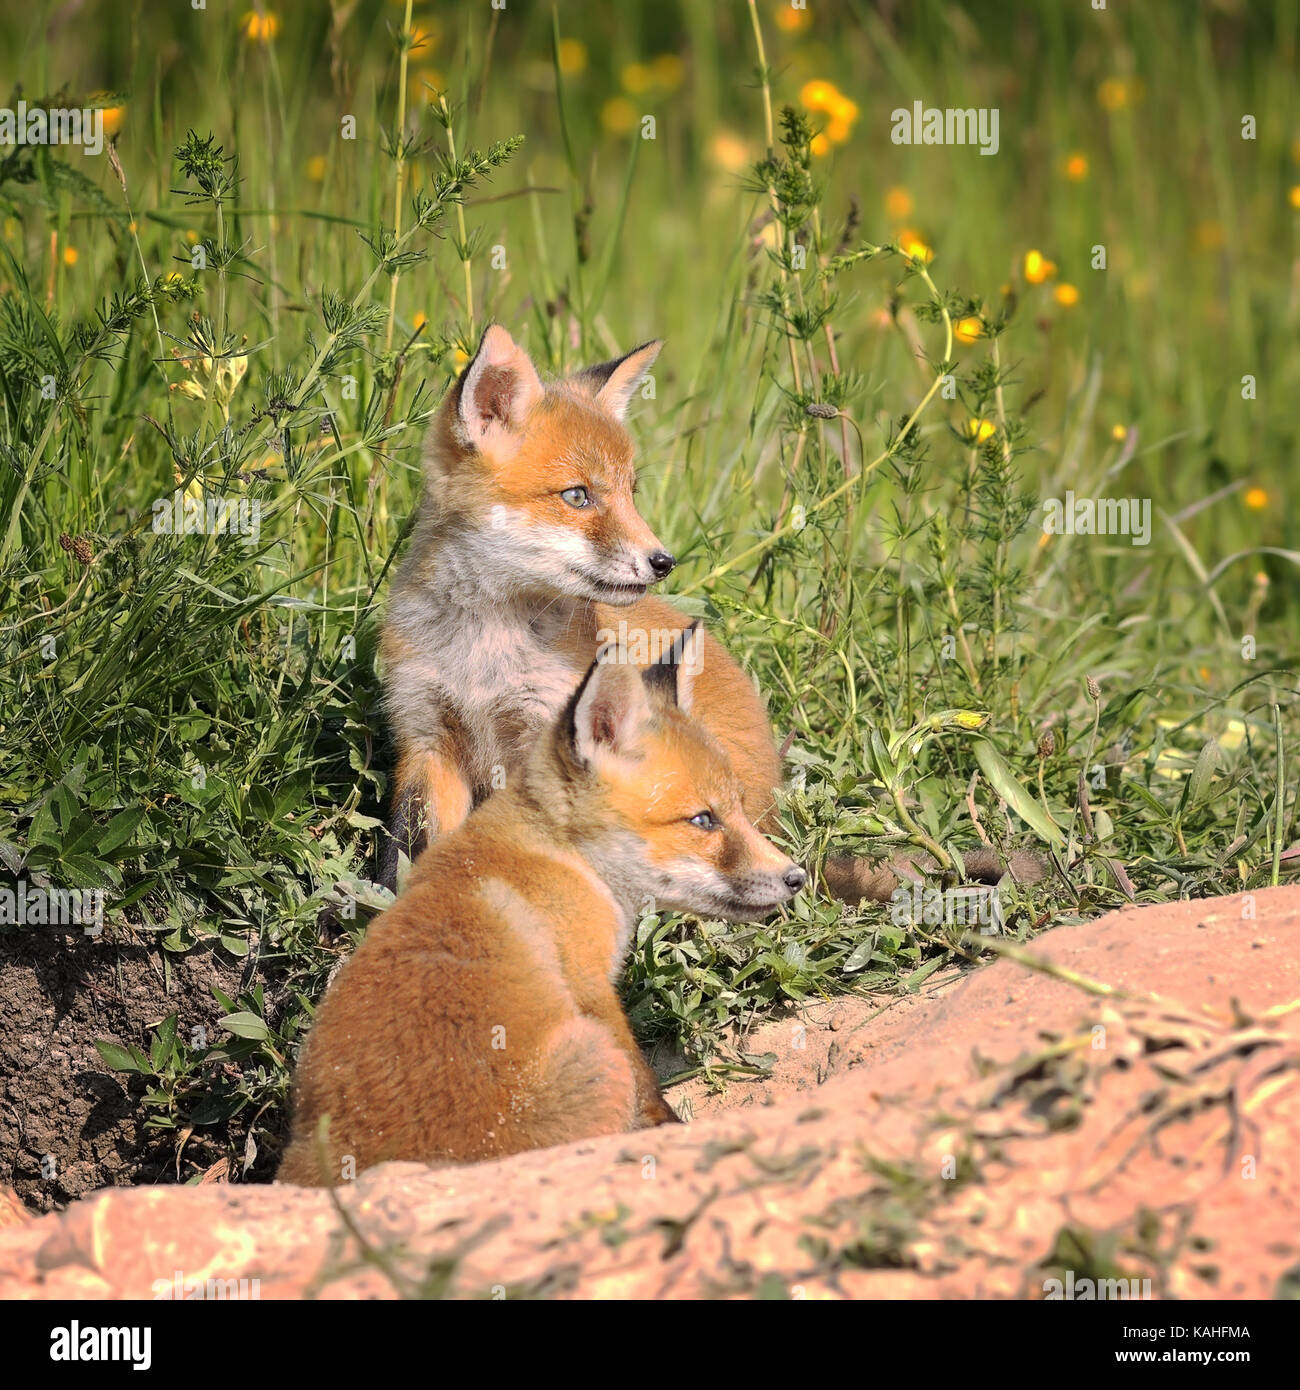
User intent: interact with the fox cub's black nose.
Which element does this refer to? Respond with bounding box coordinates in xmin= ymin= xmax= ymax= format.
xmin=648 ymin=550 xmax=676 ymax=578
xmin=783 ymin=866 xmax=807 ymax=892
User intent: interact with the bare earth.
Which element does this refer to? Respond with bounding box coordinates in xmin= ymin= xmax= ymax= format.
xmin=1 ymin=886 xmax=1297 ymax=1299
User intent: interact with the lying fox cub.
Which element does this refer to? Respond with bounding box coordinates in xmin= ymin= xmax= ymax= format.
xmin=379 ymin=324 xmax=1037 ymax=902
xmin=279 ymin=631 xmax=805 ymax=1185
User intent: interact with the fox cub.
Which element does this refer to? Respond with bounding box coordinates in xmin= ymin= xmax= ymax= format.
xmin=379 ymin=325 xmax=783 ymax=887
xmin=278 ymin=631 xmax=806 ymax=1185
xmin=379 ymin=323 xmax=1038 ymax=901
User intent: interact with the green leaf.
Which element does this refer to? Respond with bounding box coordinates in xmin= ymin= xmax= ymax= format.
xmin=1185 ymin=739 xmax=1220 ymax=809
xmin=972 ymin=740 xmax=1064 ymax=846
xmin=59 ymin=854 xmax=123 ymax=888
xmin=95 ymin=1039 xmax=148 ymax=1073
xmin=842 ymin=933 xmax=878 ymax=973
xmin=98 ymin=806 xmax=147 ymax=855
xmin=902 ymin=955 xmax=946 ymax=991
xmin=221 ymin=1010 xmax=269 ymax=1041
xmin=150 ymin=1013 xmax=179 ymax=1071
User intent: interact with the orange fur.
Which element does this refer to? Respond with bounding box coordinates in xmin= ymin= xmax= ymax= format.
xmin=280 ymin=652 xmax=802 ymax=1184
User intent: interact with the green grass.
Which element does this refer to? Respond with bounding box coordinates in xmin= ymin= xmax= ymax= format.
xmin=0 ymin=0 xmax=1296 ymax=1177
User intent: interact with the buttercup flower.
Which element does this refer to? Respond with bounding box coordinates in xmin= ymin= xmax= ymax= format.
xmin=1024 ymin=249 xmax=1057 ymax=284
xmin=1064 ymin=152 xmax=1088 ymax=181
xmin=240 ymin=11 xmax=281 ymax=43
xmin=898 ymin=228 xmax=934 ymax=262
xmin=601 ymin=98 xmax=638 ymax=135
xmin=621 ymin=63 xmax=653 ymax=94
xmin=885 ymin=186 xmax=913 ymax=220
xmin=557 ymin=39 xmax=587 ymax=75
xmin=1054 ymin=283 xmax=1080 ymax=306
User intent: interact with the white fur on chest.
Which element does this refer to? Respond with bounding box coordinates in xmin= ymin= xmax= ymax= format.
xmin=387 ymin=588 xmax=588 ymax=785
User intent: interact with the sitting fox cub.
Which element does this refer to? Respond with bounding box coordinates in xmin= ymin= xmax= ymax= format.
xmin=380 ymin=324 xmax=1035 ymax=900
xmin=279 ymin=633 xmax=805 ymax=1184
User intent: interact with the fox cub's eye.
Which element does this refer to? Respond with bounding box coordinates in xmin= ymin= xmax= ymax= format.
xmin=560 ymin=486 xmax=591 ymax=509
xmin=688 ymin=811 xmax=717 ymax=830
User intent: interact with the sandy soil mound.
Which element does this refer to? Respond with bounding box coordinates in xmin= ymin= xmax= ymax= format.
xmin=1 ymin=886 xmax=1296 ymax=1299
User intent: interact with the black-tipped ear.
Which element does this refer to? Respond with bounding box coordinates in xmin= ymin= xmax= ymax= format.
xmin=571 ymin=340 xmax=662 ymax=421
xmin=566 ymin=648 xmax=651 ymax=766
xmin=641 ymin=622 xmax=702 ymax=715
xmin=457 ymin=324 xmax=545 ymax=451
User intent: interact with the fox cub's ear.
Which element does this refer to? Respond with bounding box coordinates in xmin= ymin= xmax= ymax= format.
xmin=572 ymin=340 xmax=662 ymax=422
xmin=458 ymin=325 xmax=545 ymax=451
xmin=569 ymin=648 xmax=651 ymax=765
xmin=641 ymin=622 xmax=703 ymax=714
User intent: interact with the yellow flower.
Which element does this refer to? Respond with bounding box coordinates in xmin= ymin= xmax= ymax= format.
xmin=185 ymin=229 xmax=199 ymax=245
xmin=809 ymin=132 xmax=831 ymax=158
xmin=407 ymin=23 xmax=438 ymax=56
xmin=621 ymin=62 xmax=653 ymax=94
xmin=898 ymin=228 xmax=933 ymax=262
xmin=306 ymin=155 xmax=327 ymax=181
xmin=1024 ymin=249 xmax=1057 ymax=284
xmin=800 ymin=80 xmax=838 ymax=111
xmin=240 ymin=11 xmax=281 ymax=43
xmin=710 ymin=132 xmax=751 ymax=173
xmin=101 ymin=105 xmax=126 ymax=136
xmin=884 ymin=186 xmax=913 ymax=220
xmin=557 ymin=38 xmax=587 ymax=75
xmin=967 ymin=418 xmax=995 ymax=443
xmin=651 ymin=54 xmax=685 ymax=91
xmin=452 ymin=347 xmax=470 ymax=371
xmin=1097 ymin=78 xmax=1129 ymax=111
xmin=827 ymin=116 xmax=852 ymax=143
xmin=829 ymin=95 xmax=858 ymax=124
xmin=1111 ymin=424 xmax=1127 ymax=442
xmin=1289 ymin=185 xmax=1300 ymax=210
xmin=1053 ymin=283 xmax=1080 ymax=307
xmin=1244 ymin=487 xmax=1268 ymax=510
xmin=775 ymin=4 xmax=811 ymax=31
xmin=954 ymin=316 xmax=982 ymax=344
xmin=601 ymin=97 xmax=638 ymax=135
xmin=413 ymin=311 xmax=427 ymax=331
xmin=953 ymin=710 xmax=988 ymax=730
xmin=1063 ymin=152 xmax=1088 ymax=181
xmin=62 ymin=246 xmax=78 ymax=267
